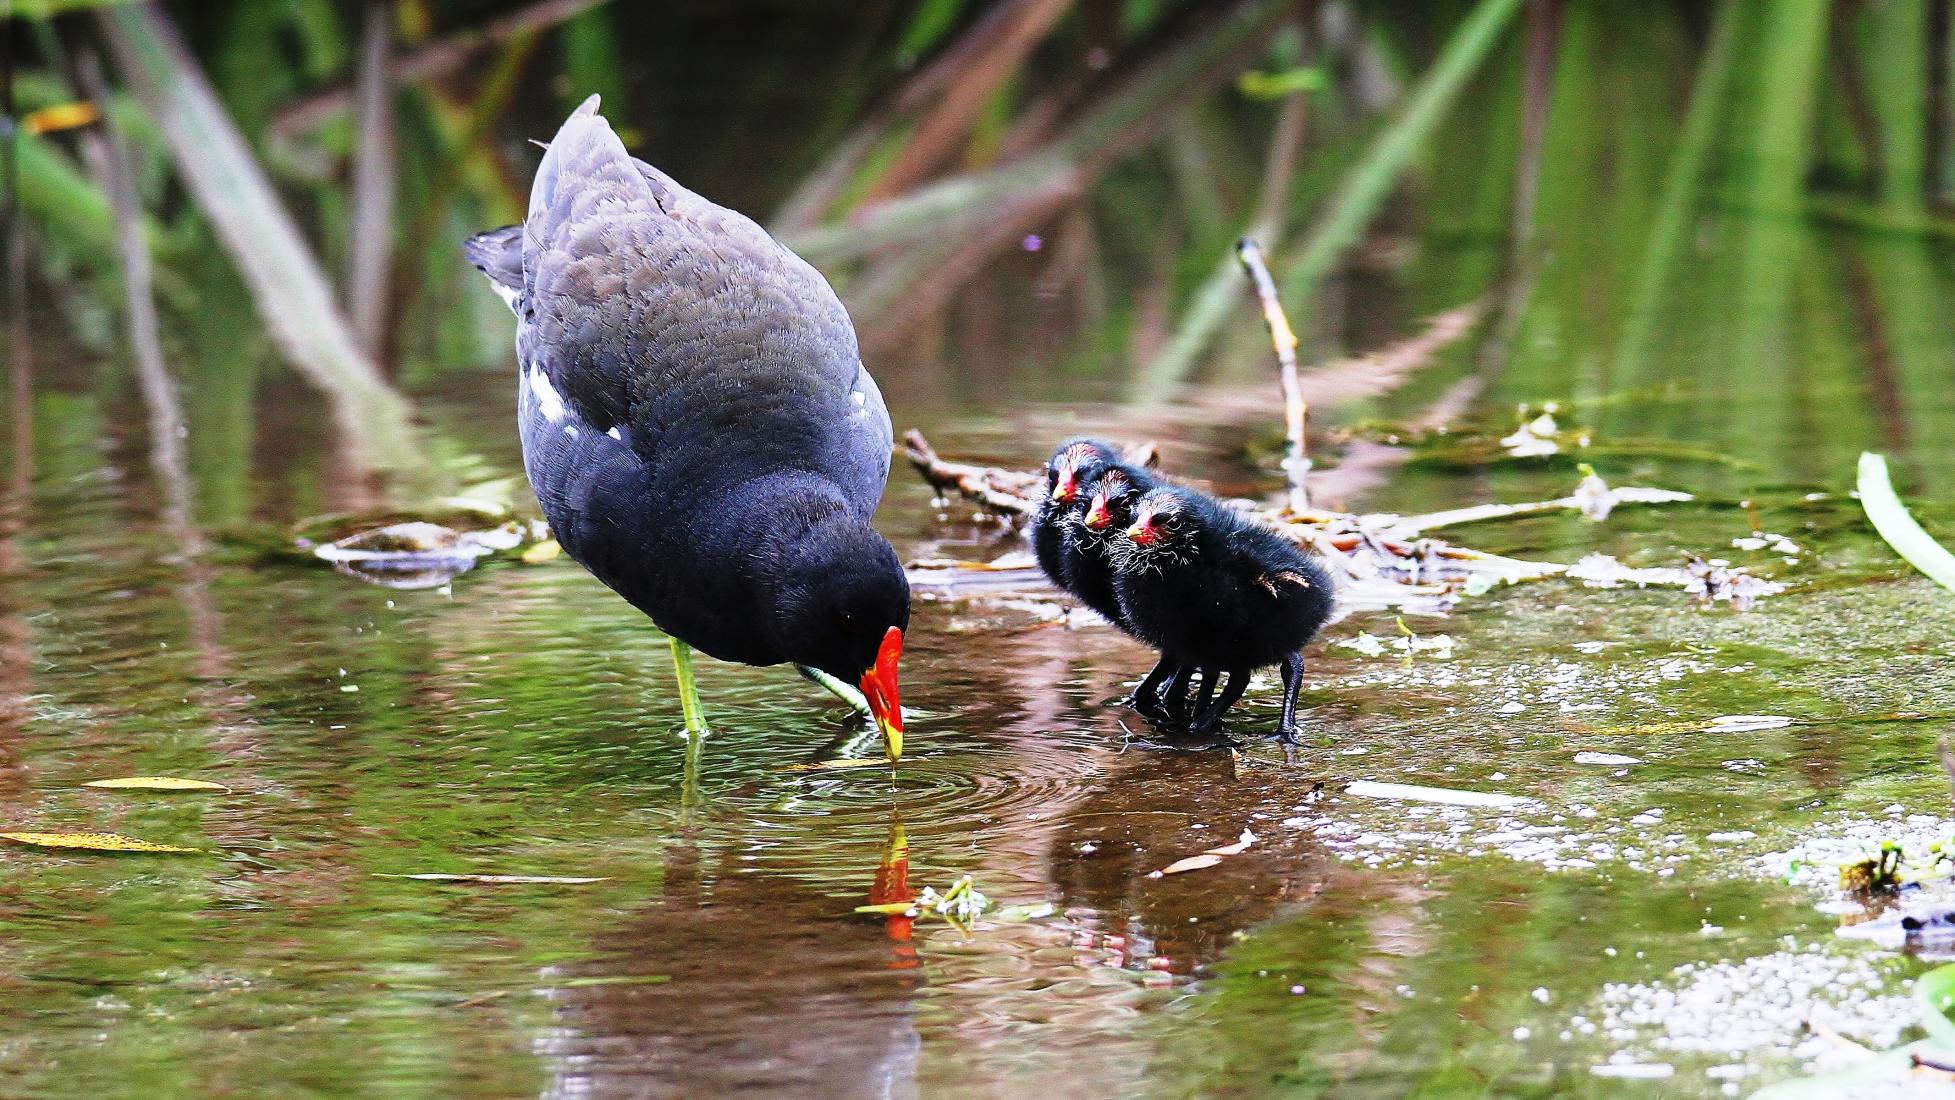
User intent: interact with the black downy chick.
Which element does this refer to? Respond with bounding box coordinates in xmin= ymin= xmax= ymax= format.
xmin=1071 ymin=465 xmax=1193 ymax=723
xmin=1030 ymin=441 xmax=1182 ymax=720
xmin=1112 ymin=485 xmax=1335 ymax=740
xmin=1031 ymin=438 xmax=1120 ymax=588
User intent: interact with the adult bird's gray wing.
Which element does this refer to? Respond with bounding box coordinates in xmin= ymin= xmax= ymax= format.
xmin=513 ymin=95 xmax=893 ymax=514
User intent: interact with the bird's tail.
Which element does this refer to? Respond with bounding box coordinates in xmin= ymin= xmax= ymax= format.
xmin=461 ymin=225 xmax=522 ymax=297
xmin=528 ymin=94 xmax=652 ymax=221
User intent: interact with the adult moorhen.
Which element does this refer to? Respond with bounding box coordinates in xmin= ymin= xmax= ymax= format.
xmin=464 ymin=96 xmax=909 ymax=760
xmin=1113 ymin=485 xmax=1334 ymax=741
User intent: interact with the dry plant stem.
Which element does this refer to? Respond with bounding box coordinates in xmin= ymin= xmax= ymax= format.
xmin=1137 ymin=58 xmax=1310 ymax=393
xmin=1237 ymin=238 xmax=1310 ymax=512
xmin=267 ymin=0 xmax=604 ymax=142
xmin=98 ymin=3 xmax=420 ymax=475
xmin=346 ymin=0 xmax=398 ymax=361
xmin=774 ymin=0 xmax=1068 ymax=230
xmin=862 ymin=0 xmax=1077 ymax=203
xmin=902 ymin=430 xmax=1038 ymax=517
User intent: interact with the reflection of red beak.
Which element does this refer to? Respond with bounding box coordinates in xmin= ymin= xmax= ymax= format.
xmin=1084 ymin=493 xmax=1112 ymax=529
xmin=1125 ymin=516 xmax=1159 ymax=546
xmin=858 ymin=626 xmax=904 ymax=762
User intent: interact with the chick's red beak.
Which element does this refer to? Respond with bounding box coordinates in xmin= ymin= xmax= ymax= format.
xmin=858 ymin=626 xmax=904 ymax=762
xmin=1083 ymin=492 xmax=1113 ymax=529
xmin=1050 ymin=464 xmax=1080 ymax=503
xmin=1125 ymin=513 xmax=1159 ymax=546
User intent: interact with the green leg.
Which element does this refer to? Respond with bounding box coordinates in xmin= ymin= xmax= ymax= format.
xmin=796 ymin=662 xmax=872 ymax=719
xmin=678 ymin=710 xmax=705 ymax=825
xmin=670 ymin=637 xmax=709 ymax=736
xmin=796 ymin=664 xmax=886 ymax=761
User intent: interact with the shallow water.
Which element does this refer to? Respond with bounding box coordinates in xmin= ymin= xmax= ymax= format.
xmin=8 ymin=4 xmax=1955 ymax=1098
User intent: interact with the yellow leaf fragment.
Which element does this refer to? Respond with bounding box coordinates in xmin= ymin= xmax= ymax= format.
xmin=520 ymin=539 xmax=562 ymax=564
xmin=23 ymin=102 xmax=101 ymax=135
xmin=0 ymin=831 xmax=203 ymax=853
xmin=84 ymin=776 xmax=229 ymax=792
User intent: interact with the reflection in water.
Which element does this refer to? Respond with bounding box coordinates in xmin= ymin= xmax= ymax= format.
xmin=540 ymin=821 xmax=924 ymax=1100
xmin=1051 ymin=752 xmax=1337 ymax=977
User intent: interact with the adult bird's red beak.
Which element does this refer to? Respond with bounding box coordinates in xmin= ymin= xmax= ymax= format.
xmin=858 ymin=626 xmax=904 ymax=762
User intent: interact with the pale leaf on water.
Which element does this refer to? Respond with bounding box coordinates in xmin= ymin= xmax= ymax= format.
xmin=0 ymin=831 xmax=203 ymax=853
xmin=1204 ymin=829 xmax=1258 ymax=857
xmin=554 ymin=974 xmax=671 ymax=988
xmin=780 ymin=758 xmax=887 ymax=772
xmin=1858 ymin=452 xmax=1955 ymax=592
xmin=1345 ymin=781 xmax=1531 ymax=809
xmin=1151 ymin=829 xmax=1258 ymax=876
xmin=84 ymin=776 xmax=229 ymax=791
xmin=380 ymin=873 xmax=608 ymax=884
xmin=1154 ymin=853 xmax=1225 ymax=876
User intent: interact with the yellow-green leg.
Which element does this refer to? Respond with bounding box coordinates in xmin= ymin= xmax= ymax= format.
xmin=669 ymin=637 xmax=709 ymax=736
xmin=796 ymin=662 xmax=872 ymax=718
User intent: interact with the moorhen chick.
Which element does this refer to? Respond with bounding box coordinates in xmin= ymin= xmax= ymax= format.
xmin=464 ymin=96 xmax=909 ymax=759
xmin=1073 ymin=464 xmax=1194 ymax=721
xmin=1029 ymin=441 xmax=1180 ymax=718
xmin=1030 ymin=438 xmax=1120 ymax=587
xmin=1113 ymin=485 xmax=1334 ymax=740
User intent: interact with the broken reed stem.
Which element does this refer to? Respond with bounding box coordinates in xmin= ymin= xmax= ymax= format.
xmin=901 ymin=429 xmax=1039 ymax=517
xmin=1235 ymin=238 xmax=1309 ymax=512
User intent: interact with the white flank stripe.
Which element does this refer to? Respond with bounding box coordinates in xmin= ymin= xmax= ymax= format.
xmin=527 ymin=365 xmax=568 ymax=422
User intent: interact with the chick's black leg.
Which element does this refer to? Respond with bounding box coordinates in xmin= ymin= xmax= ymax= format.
xmin=1189 ymin=666 xmax=1250 ymax=737
xmin=1277 ymin=652 xmax=1305 ymax=743
xmin=1189 ymin=668 xmax=1217 ymax=726
xmin=1159 ymin=664 xmax=1197 ymax=729
xmin=1127 ymin=658 xmax=1178 ymax=721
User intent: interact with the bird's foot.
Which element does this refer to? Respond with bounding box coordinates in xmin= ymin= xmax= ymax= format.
xmin=1186 ymin=715 xmax=1225 ymax=740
